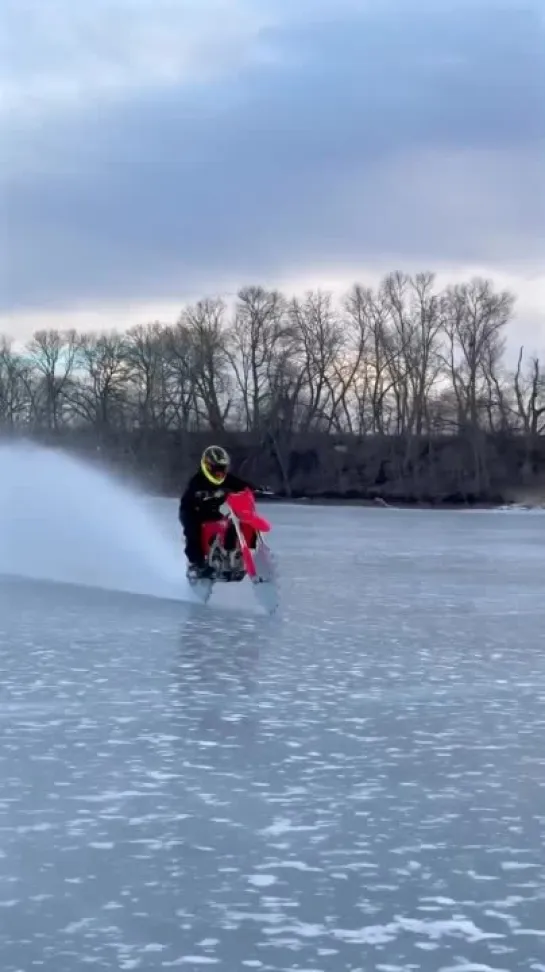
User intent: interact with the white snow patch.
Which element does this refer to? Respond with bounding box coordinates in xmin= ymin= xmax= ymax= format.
xmin=439 ymin=964 xmax=511 ymax=972
xmin=247 ymin=874 xmax=277 ymax=888
xmin=332 ymin=917 xmax=503 ymax=947
xmin=260 ymin=816 xmax=323 ymax=836
xmin=258 ymin=859 xmax=321 ymax=872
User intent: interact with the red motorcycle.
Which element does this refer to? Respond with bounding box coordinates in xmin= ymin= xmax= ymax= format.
xmin=186 ymin=488 xmax=279 ymax=614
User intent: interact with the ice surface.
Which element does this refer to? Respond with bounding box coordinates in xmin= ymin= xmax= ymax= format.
xmin=1 ymin=499 xmax=544 ymax=971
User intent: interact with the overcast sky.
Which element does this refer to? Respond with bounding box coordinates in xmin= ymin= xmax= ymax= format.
xmin=1 ymin=0 xmax=544 ymax=351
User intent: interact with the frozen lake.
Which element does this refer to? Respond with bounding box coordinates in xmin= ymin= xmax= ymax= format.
xmin=1 ymin=501 xmax=544 ymax=972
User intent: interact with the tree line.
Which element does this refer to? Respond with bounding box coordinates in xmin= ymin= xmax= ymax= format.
xmin=1 ymin=272 xmax=544 ymax=503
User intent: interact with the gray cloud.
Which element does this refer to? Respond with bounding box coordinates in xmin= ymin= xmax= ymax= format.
xmin=2 ymin=0 xmax=544 ymax=311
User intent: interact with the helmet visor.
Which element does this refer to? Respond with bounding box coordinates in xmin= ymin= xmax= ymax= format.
xmin=205 ymin=459 xmax=227 ymax=482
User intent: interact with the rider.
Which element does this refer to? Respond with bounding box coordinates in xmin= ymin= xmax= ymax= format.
xmin=179 ymin=444 xmax=259 ymax=574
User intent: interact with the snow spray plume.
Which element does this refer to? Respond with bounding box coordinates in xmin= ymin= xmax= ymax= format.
xmin=0 ymin=441 xmax=185 ymax=599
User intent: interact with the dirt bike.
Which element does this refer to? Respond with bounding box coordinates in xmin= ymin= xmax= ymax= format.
xmin=186 ymin=488 xmax=279 ymax=614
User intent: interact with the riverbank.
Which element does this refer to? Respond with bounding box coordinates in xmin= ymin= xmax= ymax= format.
xmin=161 ymin=491 xmax=519 ymax=511
xmin=263 ymin=495 xmax=545 ymax=511
xmin=259 ymin=495 xmax=499 ymax=509
xmin=7 ymin=431 xmax=545 ymax=511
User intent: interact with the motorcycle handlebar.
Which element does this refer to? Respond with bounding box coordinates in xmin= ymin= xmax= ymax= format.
xmin=199 ymin=486 xmax=273 ymax=501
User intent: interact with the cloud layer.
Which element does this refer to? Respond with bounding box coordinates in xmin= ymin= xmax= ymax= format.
xmin=2 ymin=0 xmax=544 ymax=322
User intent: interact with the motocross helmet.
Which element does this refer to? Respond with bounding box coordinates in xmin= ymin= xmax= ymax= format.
xmin=201 ymin=444 xmax=230 ymax=485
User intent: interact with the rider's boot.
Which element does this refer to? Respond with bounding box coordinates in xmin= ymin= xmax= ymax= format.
xmin=187 ymin=558 xmax=213 ymax=580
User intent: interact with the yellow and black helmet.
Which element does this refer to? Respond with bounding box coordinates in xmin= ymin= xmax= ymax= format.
xmin=201 ymin=444 xmax=230 ymax=485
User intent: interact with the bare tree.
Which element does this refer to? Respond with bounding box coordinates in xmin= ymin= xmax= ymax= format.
xmin=226 ymin=286 xmax=289 ymax=433
xmin=514 ymin=347 xmax=545 ymax=436
xmin=122 ymin=323 xmax=172 ymax=430
xmin=162 ymin=322 xmax=200 ymax=432
xmin=382 ymin=272 xmax=444 ymax=436
xmin=440 ymin=278 xmax=513 ymax=492
xmin=72 ymin=331 xmax=130 ymax=430
xmin=362 ymin=286 xmax=402 ymax=435
xmin=178 ymin=298 xmax=231 ymax=432
xmin=287 ymin=290 xmax=345 ymax=432
xmin=25 ymin=329 xmax=79 ymax=430
xmin=441 ymin=278 xmax=512 ymax=430
xmin=0 ymin=339 xmax=32 ymax=427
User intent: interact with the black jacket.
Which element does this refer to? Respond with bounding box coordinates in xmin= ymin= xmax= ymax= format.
xmin=179 ymin=469 xmax=258 ymax=526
